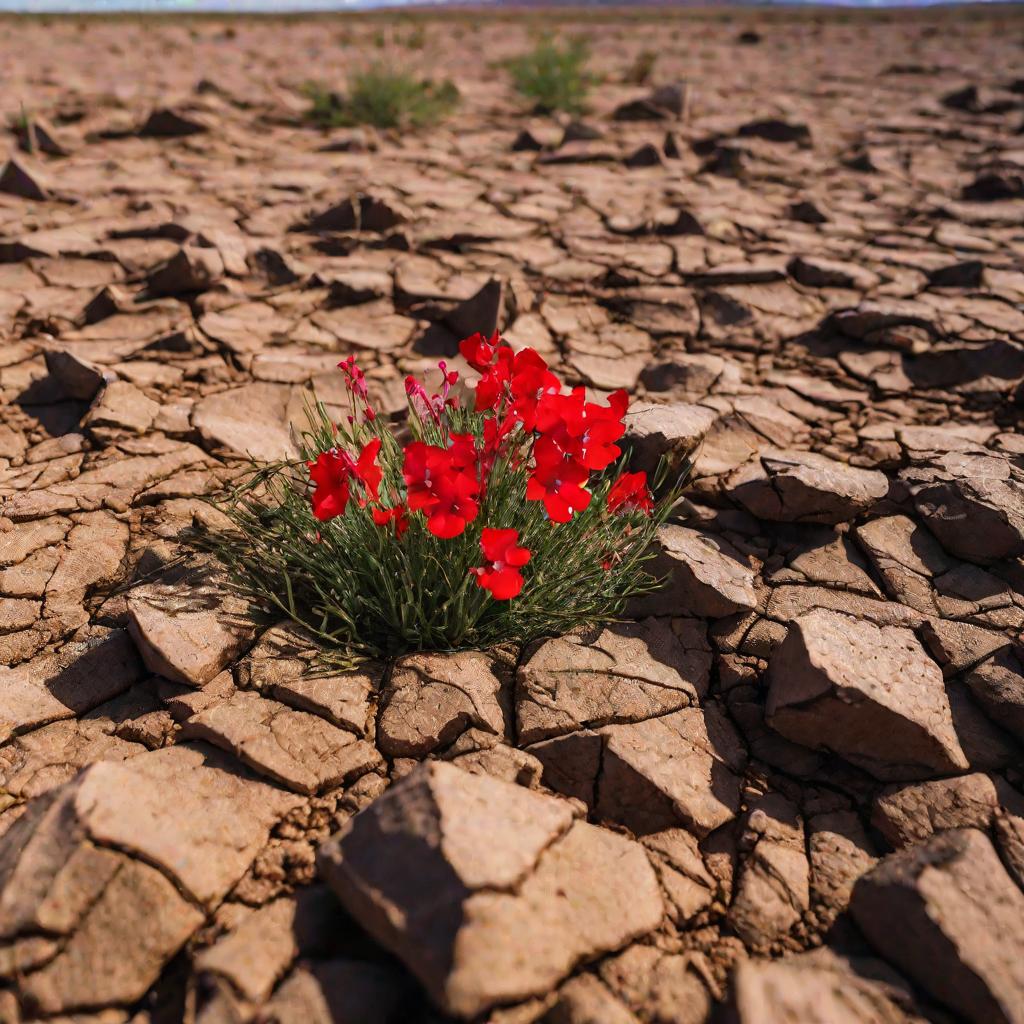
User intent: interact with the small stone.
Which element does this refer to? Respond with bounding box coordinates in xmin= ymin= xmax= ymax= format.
xmin=317 ymin=762 xmax=662 ymax=1019
xmin=182 ymin=689 xmax=382 ymax=794
xmin=138 ymin=107 xmax=208 ymax=137
xmin=82 ymin=381 xmax=159 ymax=436
xmin=636 ymin=525 xmax=759 ymax=618
xmin=624 ymin=402 xmax=717 ymax=478
xmin=851 ymin=829 xmax=1024 ymax=1024
xmin=0 ymin=157 xmax=50 ymax=201
xmin=517 ymin=619 xmax=709 ymax=745
xmin=729 ymin=450 xmax=889 ymax=524
xmin=766 ymin=608 xmax=968 ymax=780
xmin=127 ymin=581 xmax=253 ymax=689
xmin=378 ymin=650 xmax=509 ymax=758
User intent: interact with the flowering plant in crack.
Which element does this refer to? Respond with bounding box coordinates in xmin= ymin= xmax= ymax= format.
xmin=205 ymin=334 xmax=688 ymax=661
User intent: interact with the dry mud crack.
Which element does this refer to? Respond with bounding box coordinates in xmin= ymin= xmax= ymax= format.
xmin=2 ymin=8 xmax=1024 ymax=1023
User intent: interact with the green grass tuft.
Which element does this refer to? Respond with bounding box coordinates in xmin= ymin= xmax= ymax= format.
xmin=507 ymin=37 xmax=593 ymax=115
xmin=303 ymin=67 xmax=458 ymax=131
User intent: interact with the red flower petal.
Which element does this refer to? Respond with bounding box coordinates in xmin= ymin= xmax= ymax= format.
xmin=478 ymin=566 xmax=524 ymax=600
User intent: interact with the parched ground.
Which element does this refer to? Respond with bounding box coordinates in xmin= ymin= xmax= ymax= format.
xmin=2 ymin=6 xmax=1024 ymax=1023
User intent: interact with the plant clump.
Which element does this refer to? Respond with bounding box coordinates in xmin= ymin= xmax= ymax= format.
xmin=205 ymin=334 xmax=686 ymax=662
xmin=303 ymin=67 xmax=458 ymax=130
xmin=507 ymin=37 xmax=593 ymax=115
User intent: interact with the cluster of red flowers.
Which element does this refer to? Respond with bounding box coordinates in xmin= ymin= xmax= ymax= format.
xmin=307 ymin=333 xmax=654 ymax=601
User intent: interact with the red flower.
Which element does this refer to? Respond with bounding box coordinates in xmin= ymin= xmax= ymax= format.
xmin=607 ymin=471 xmax=654 ymax=515
xmin=338 ymin=355 xmax=376 ymax=420
xmin=355 ymin=439 xmax=382 ymax=504
xmin=447 ymin=433 xmax=478 ymax=472
xmin=535 ymin=387 xmax=627 ymax=472
xmin=402 ymin=441 xmax=480 ymax=539
xmin=473 ymin=344 xmax=514 ymax=413
xmin=472 ymin=528 xmax=531 ymax=600
xmin=373 ymin=503 xmax=409 ymax=538
xmin=526 ymin=450 xmax=592 ymax=522
xmin=308 ymin=450 xmax=353 ymax=522
xmin=459 ymin=331 xmax=500 ymax=372
xmin=308 ymin=439 xmax=382 ymax=522
xmin=507 ymin=348 xmax=561 ymax=431
xmin=337 ymin=355 xmax=369 ymax=399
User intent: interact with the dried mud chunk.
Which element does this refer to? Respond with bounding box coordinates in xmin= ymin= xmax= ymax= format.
xmin=727 ymin=794 xmax=809 ymax=948
xmin=261 ymin=959 xmax=409 ymax=1024
xmin=766 ymin=608 xmax=968 ymax=781
xmin=597 ymin=704 xmax=745 ymax=837
xmin=126 ymin=579 xmax=253 ymax=688
xmin=138 ymin=106 xmax=208 ymax=137
xmin=182 ymin=689 xmax=382 ymax=795
xmin=907 ymin=453 xmax=1024 ymax=564
xmin=635 ymin=525 xmax=758 ymax=618
xmin=851 ymin=829 xmax=1024 ymax=1024
xmin=0 ymin=630 xmax=143 ymax=743
xmin=194 ymin=887 xmax=336 ymax=1003
xmin=728 ymin=449 xmax=888 ymax=524
xmin=146 ymin=244 xmax=224 ymax=297
xmin=82 ymin=380 xmax=159 ymax=435
xmin=378 ymin=650 xmax=509 ymax=758
xmin=317 ymin=762 xmax=661 ymax=1019
xmin=870 ymin=773 xmax=1020 ymax=848
xmin=964 ymin=647 xmax=1024 ymax=742
xmin=42 ymin=347 xmax=115 ymax=401
xmin=237 ymin=623 xmax=380 ymax=737
xmin=726 ymin=951 xmax=929 ymax=1024
xmin=0 ymin=157 xmax=50 ymax=200
xmin=516 ymin=619 xmax=709 ymax=745
xmin=72 ymin=744 xmax=302 ymax=907
xmin=623 ymin=401 xmax=716 ymax=478
xmin=21 ymin=856 xmax=204 ymax=1016
xmin=191 ymin=381 xmax=302 ymax=462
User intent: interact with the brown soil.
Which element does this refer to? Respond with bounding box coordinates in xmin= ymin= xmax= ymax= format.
xmin=2 ymin=7 xmax=1024 ymax=1024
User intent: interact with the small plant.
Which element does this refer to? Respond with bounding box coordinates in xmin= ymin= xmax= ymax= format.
xmin=507 ymin=37 xmax=593 ymax=114
xmin=204 ymin=333 xmax=686 ymax=663
xmin=303 ymin=68 xmax=458 ymax=130
xmin=624 ymin=49 xmax=657 ymax=86
xmin=401 ymin=21 xmax=428 ymax=50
